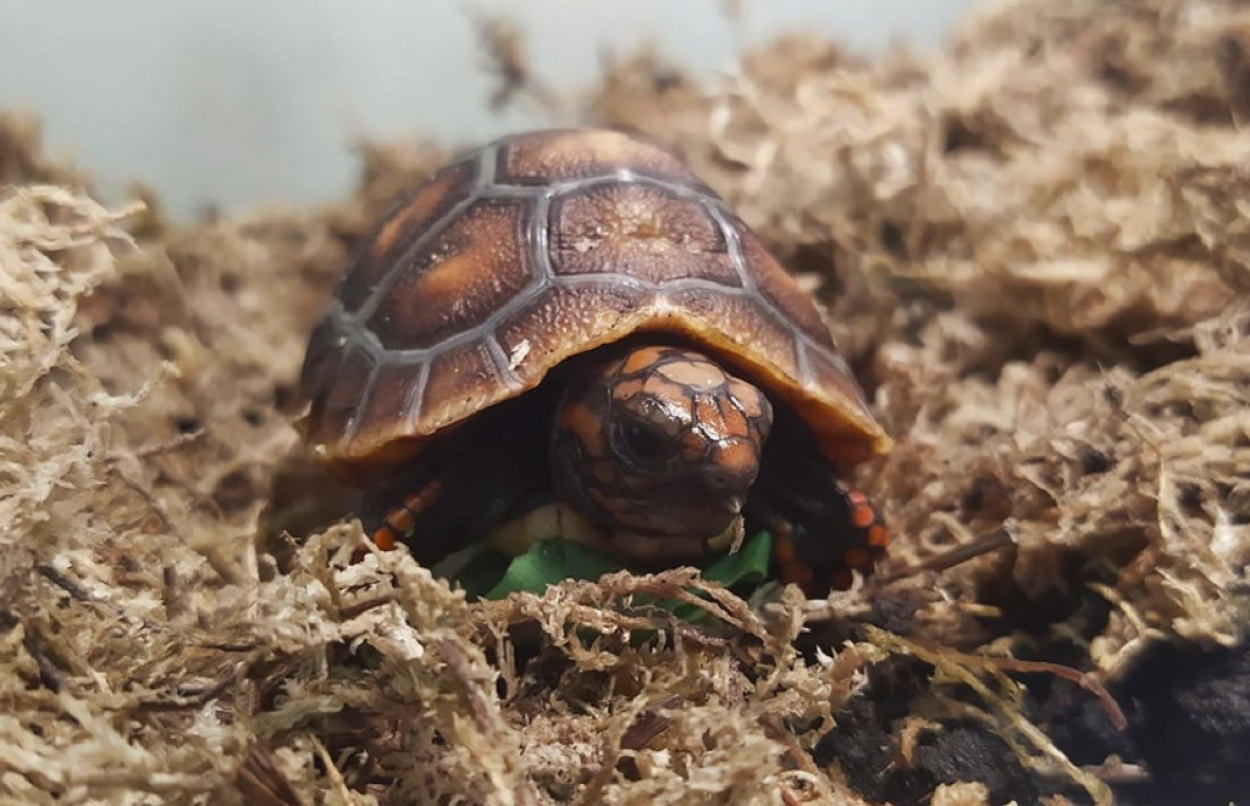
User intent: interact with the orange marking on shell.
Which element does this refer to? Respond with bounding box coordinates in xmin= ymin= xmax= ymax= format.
xmin=403 ymin=241 xmax=490 ymax=308
xmin=548 ymin=129 xmax=644 ymax=168
xmin=370 ymin=178 xmax=453 ymax=260
xmin=852 ymin=501 xmax=876 ymax=529
xmin=601 ymin=197 xmax=669 ymax=243
xmin=868 ymin=525 xmax=890 ymax=548
xmin=843 ymin=547 xmax=872 ymax=570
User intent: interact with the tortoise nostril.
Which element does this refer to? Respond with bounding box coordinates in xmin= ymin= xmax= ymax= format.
xmin=705 ymin=469 xmax=739 ymax=492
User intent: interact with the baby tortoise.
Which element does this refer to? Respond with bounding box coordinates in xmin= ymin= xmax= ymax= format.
xmin=295 ymin=127 xmax=893 ymax=595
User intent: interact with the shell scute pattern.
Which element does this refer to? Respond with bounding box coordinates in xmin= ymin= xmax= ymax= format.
xmin=493 ymin=128 xmax=714 ymax=190
xmin=341 ymin=159 xmax=476 ymax=312
xmin=298 ymin=128 xmax=887 ymax=481
xmin=548 ymin=183 xmax=741 ymax=286
xmin=365 ymin=198 xmax=535 ymax=351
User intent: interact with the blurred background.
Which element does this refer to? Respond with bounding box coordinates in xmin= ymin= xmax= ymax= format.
xmin=0 ymin=0 xmax=978 ymax=220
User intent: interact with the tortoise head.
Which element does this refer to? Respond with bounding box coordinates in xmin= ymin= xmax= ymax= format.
xmin=550 ymin=344 xmax=774 ymax=543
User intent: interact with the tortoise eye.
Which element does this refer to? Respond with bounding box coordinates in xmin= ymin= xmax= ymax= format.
xmin=620 ymin=421 xmax=671 ymax=465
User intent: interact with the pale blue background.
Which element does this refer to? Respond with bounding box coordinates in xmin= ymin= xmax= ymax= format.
xmin=0 ymin=1 xmax=978 ymax=219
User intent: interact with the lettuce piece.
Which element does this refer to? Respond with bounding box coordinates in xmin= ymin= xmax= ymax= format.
xmin=483 ymin=538 xmax=625 ymax=600
xmin=466 ymin=531 xmax=775 ymax=619
xmin=700 ymin=530 xmax=773 ymax=589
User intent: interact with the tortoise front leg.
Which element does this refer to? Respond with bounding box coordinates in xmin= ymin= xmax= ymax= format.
xmin=746 ymin=416 xmax=890 ymax=596
xmin=366 ymin=481 xmax=445 ymax=553
xmin=357 ymin=410 xmax=552 ymax=568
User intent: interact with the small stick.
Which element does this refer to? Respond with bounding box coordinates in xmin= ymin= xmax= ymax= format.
xmin=880 ymin=520 xmax=1019 ymax=584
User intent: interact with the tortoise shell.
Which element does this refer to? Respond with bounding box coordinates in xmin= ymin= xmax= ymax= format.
xmin=296 ymin=128 xmax=891 ymax=483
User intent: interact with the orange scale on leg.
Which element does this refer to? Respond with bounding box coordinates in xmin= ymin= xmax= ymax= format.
xmin=357 ymin=481 xmax=444 ymax=562
xmin=852 ymin=501 xmax=877 ymax=529
xmin=354 ymin=525 xmax=399 ymax=562
xmin=827 ymin=568 xmax=855 ymax=592
xmin=386 ymin=507 xmax=415 ymax=535
xmin=372 ymin=527 xmax=399 ymax=552
xmin=779 ymin=560 xmax=814 ymax=590
xmin=843 ymin=547 xmax=872 ymax=571
xmin=773 ymin=533 xmax=798 ymax=565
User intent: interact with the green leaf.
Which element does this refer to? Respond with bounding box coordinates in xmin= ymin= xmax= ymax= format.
xmin=665 ymin=531 xmax=773 ymax=621
xmin=701 ymin=530 xmax=773 ymax=588
xmin=483 ymin=538 xmax=626 ymax=600
xmin=458 ymin=531 xmax=776 ymax=622
xmin=450 ymin=548 xmax=515 ymax=600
